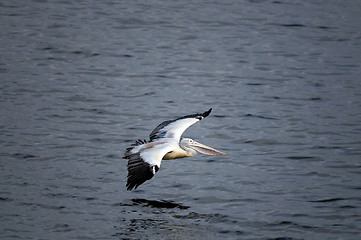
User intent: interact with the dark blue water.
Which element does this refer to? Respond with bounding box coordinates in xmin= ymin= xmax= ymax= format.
xmin=1 ymin=0 xmax=360 ymax=239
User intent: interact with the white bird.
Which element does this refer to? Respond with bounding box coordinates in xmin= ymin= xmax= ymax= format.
xmin=123 ymin=108 xmax=226 ymax=191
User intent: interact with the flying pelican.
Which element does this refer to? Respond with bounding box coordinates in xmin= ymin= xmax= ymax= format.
xmin=123 ymin=108 xmax=226 ymax=191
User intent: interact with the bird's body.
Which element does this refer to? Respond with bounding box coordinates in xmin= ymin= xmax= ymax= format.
xmin=123 ymin=108 xmax=226 ymax=191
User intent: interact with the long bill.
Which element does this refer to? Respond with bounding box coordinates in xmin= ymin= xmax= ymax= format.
xmin=190 ymin=140 xmax=226 ymax=156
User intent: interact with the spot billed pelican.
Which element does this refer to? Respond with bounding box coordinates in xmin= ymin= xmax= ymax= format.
xmin=123 ymin=108 xmax=226 ymax=191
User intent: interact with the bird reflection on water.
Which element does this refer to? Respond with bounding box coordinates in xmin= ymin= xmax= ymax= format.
xmin=131 ymin=198 xmax=190 ymax=209
xmin=113 ymin=198 xmax=194 ymax=238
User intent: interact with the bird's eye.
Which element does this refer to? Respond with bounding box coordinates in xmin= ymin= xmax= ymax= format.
xmin=189 ymin=139 xmax=193 ymax=143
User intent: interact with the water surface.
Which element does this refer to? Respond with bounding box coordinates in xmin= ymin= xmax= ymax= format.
xmin=1 ymin=0 xmax=361 ymax=239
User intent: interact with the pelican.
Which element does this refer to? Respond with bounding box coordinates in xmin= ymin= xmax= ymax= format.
xmin=123 ymin=108 xmax=226 ymax=191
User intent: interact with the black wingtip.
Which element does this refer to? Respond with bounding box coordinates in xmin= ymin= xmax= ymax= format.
xmin=203 ymin=108 xmax=212 ymax=118
xmin=126 ymin=153 xmax=156 ymax=191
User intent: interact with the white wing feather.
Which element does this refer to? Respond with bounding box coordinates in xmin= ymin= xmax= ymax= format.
xmin=140 ymin=142 xmax=176 ymax=167
xmin=149 ymin=108 xmax=212 ymax=142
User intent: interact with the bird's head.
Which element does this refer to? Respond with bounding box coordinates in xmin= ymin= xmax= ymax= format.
xmin=180 ymin=138 xmax=226 ymax=156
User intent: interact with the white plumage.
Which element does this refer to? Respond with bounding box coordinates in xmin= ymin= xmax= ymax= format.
xmin=123 ymin=108 xmax=226 ymax=191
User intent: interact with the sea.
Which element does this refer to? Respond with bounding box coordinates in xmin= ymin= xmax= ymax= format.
xmin=1 ymin=0 xmax=360 ymax=239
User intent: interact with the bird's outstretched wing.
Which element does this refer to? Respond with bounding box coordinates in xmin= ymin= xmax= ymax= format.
xmin=124 ymin=141 xmax=174 ymax=191
xmin=124 ymin=108 xmax=213 ymax=190
xmin=149 ymin=108 xmax=212 ymax=142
